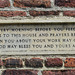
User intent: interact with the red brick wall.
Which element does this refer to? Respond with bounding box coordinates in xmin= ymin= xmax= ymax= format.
xmin=0 ymin=0 xmax=74 ymax=17
xmin=0 ymin=56 xmax=75 ymax=75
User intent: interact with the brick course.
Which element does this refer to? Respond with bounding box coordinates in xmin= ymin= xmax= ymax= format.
xmin=29 ymin=11 xmax=59 ymax=16
xmin=0 ymin=0 xmax=74 ymax=17
xmin=42 ymin=70 xmax=75 ymax=75
xmin=2 ymin=70 xmax=38 ymax=75
xmin=0 ymin=57 xmax=75 ymax=75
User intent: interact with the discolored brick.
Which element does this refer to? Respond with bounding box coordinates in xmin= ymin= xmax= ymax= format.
xmin=42 ymin=70 xmax=75 ymax=75
xmin=63 ymin=70 xmax=75 ymax=75
xmin=42 ymin=71 xmax=55 ymax=75
xmin=64 ymin=58 xmax=75 ymax=67
xmin=42 ymin=70 xmax=62 ymax=75
xmin=25 ymin=58 xmax=43 ymax=68
xmin=4 ymin=58 xmax=23 ymax=68
xmin=2 ymin=70 xmax=38 ymax=75
xmin=14 ymin=0 xmax=51 ymax=8
xmin=0 ymin=0 xmax=10 ymax=8
xmin=45 ymin=58 xmax=63 ymax=67
xmin=63 ymin=11 xmax=75 ymax=17
xmin=0 ymin=11 xmax=26 ymax=17
xmin=29 ymin=11 xmax=59 ymax=16
xmin=55 ymin=0 xmax=75 ymax=7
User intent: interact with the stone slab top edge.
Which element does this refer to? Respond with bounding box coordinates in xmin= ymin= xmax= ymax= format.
xmin=0 ymin=16 xmax=75 ymax=24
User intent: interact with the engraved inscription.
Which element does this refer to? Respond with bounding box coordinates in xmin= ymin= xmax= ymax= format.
xmin=0 ymin=24 xmax=75 ymax=55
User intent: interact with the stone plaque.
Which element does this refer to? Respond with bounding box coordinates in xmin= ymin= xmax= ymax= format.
xmin=0 ymin=24 xmax=75 ymax=55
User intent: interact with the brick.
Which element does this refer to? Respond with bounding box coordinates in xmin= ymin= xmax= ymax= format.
xmin=2 ymin=70 xmax=38 ymax=75
xmin=55 ymin=0 xmax=75 ymax=7
xmin=42 ymin=70 xmax=75 ymax=75
xmin=0 ymin=11 xmax=26 ymax=17
xmin=42 ymin=71 xmax=62 ymax=75
xmin=64 ymin=58 xmax=75 ymax=67
xmin=55 ymin=71 xmax=62 ymax=75
xmin=0 ymin=0 xmax=10 ymax=8
xmin=29 ymin=11 xmax=59 ymax=16
xmin=4 ymin=58 xmax=23 ymax=68
xmin=63 ymin=70 xmax=75 ymax=75
xmin=42 ymin=71 xmax=55 ymax=75
xmin=25 ymin=58 xmax=43 ymax=68
xmin=63 ymin=11 xmax=75 ymax=17
xmin=45 ymin=58 xmax=63 ymax=67
xmin=14 ymin=0 xmax=51 ymax=8
xmin=0 ymin=59 xmax=3 ymax=67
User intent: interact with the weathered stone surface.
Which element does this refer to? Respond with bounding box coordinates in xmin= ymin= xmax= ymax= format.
xmin=0 ymin=24 xmax=75 ymax=55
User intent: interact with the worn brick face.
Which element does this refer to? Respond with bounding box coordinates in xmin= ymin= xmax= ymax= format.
xmin=0 ymin=11 xmax=26 ymax=17
xmin=42 ymin=71 xmax=54 ymax=75
xmin=63 ymin=70 xmax=75 ymax=75
xmin=4 ymin=58 xmax=23 ymax=68
xmin=63 ymin=11 xmax=75 ymax=17
xmin=64 ymin=58 xmax=75 ymax=67
xmin=2 ymin=70 xmax=38 ymax=75
xmin=42 ymin=70 xmax=75 ymax=75
xmin=42 ymin=71 xmax=62 ymax=75
xmin=14 ymin=0 xmax=51 ymax=8
xmin=25 ymin=58 xmax=43 ymax=68
xmin=0 ymin=0 xmax=10 ymax=8
xmin=29 ymin=11 xmax=59 ymax=16
xmin=55 ymin=0 xmax=75 ymax=7
xmin=45 ymin=58 xmax=63 ymax=67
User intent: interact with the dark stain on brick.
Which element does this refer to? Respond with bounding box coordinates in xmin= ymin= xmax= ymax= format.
xmin=55 ymin=0 xmax=75 ymax=7
xmin=4 ymin=58 xmax=23 ymax=68
xmin=25 ymin=58 xmax=43 ymax=68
